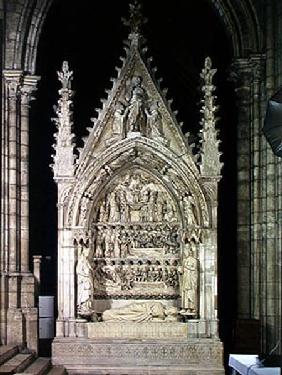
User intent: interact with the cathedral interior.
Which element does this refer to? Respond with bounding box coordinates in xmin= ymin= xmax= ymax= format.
xmin=0 ymin=0 xmax=281 ymax=374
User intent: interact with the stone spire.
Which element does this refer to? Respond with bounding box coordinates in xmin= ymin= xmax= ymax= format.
xmin=198 ymin=57 xmax=222 ymax=176
xmin=51 ymin=61 xmax=76 ymax=178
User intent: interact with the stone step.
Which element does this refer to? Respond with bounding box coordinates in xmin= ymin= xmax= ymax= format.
xmin=0 ymin=346 xmax=18 ymax=366
xmin=19 ymin=357 xmax=51 ymax=375
xmin=45 ymin=366 xmax=66 ymax=375
xmin=0 ymin=353 xmax=34 ymax=374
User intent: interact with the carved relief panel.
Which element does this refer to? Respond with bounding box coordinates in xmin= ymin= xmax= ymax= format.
xmin=91 ymin=170 xmax=181 ymax=300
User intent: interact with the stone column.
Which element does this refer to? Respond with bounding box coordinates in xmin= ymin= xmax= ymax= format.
xmin=230 ymin=56 xmax=273 ymax=352
xmin=3 ymin=70 xmax=22 ymax=274
xmin=201 ymin=179 xmax=220 ymax=338
xmin=1 ymin=71 xmax=40 ymax=351
xmin=260 ymin=0 xmax=282 ymax=353
xmin=56 ymin=183 xmax=76 ymax=338
xmin=3 ymin=70 xmax=23 ymax=345
xmin=229 ymin=59 xmax=253 ymax=319
xmin=20 ymin=75 xmax=40 ymax=273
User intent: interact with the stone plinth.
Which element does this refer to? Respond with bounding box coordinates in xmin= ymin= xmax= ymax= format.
xmin=52 ymin=338 xmax=224 ymax=374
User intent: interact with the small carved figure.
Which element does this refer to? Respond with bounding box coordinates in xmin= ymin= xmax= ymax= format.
xmin=76 ymin=245 xmax=93 ymax=317
xmin=113 ymin=102 xmax=126 ymax=135
xmin=165 ymin=266 xmax=178 ymax=288
xmin=98 ymin=200 xmax=108 ymax=222
xmin=113 ymin=231 xmax=121 ymax=258
xmin=80 ymin=195 xmax=89 ymax=224
xmin=125 ymin=76 xmax=147 ymax=134
xmin=104 ymin=228 xmax=113 ymax=257
xmin=108 ymin=192 xmax=120 ymax=222
xmin=179 ymin=242 xmax=198 ymax=314
xmin=120 ymin=232 xmax=129 ymax=257
xmin=95 ymin=232 xmax=104 ymax=258
xmin=182 ymin=193 xmax=197 ymax=226
xmin=164 ymin=200 xmax=177 ymax=222
xmin=102 ymin=301 xmax=179 ymax=322
xmin=156 ymin=192 xmax=164 ymax=221
xmin=121 ymin=265 xmax=134 ymax=290
xmin=148 ymin=190 xmax=157 ymax=222
xmin=119 ymin=189 xmax=130 ymax=222
xmin=146 ymin=101 xmax=163 ymax=138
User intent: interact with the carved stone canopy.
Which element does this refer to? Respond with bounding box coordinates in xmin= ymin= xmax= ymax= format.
xmin=52 ymin=3 xmax=222 ymax=324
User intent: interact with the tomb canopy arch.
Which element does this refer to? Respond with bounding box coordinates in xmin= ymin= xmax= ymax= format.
xmin=65 ymin=137 xmax=209 ymax=230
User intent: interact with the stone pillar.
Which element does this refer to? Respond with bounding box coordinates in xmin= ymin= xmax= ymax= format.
xmin=201 ymin=179 xmax=220 ymax=338
xmin=230 ymin=55 xmax=274 ymax=352
xmin=229 ymin=60 xmax=253 ymax=319
xmin=3 ymin=70 xmax=22 ymax=274
xmin=258 ymin=0 xmax=282 ymax=353
xmin=1 ymin=71 xmax=40 ymax=351
xmin=56 ymin=184 xmax=76 ymax=337
xmin=20 ymin=76 xmax=40 ymax=273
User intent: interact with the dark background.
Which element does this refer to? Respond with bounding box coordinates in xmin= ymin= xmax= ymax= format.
xmin=30 ymin=0 xmax=237 ymax=362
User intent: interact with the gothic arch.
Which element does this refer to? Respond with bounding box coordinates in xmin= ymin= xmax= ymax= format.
xmin=64 ymin=138 xmax=209 ymax=229
xmin=4 ymin=0 xmax=262 ymax=72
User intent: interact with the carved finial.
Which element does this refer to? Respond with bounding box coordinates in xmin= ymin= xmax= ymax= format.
xmin=57 ymin=61 xmax=73 ymax=90
xmin=51 ymin=61 xmax=76 ymax=178
xmin=198 ymin=57 xmax=223 ymax=176
xmin=200 ymin=57 xmax=216 ymax=87
xmin=122 ymin=0 xmax=147 ymax=39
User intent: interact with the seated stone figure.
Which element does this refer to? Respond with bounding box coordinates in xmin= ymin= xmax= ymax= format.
xmin=102 ymin=301 xmax=179 ymax=323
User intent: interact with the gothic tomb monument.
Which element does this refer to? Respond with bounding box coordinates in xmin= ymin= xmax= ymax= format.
xmin=51 ymin=2 xmax=224 ymax=374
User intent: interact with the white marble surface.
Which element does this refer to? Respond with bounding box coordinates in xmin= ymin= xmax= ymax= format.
xmin=229 ymin=354 xmax=281 ymax=375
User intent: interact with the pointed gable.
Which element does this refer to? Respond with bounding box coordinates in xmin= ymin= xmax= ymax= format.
xmin=75 ymin=10 xmax=198 ymax=179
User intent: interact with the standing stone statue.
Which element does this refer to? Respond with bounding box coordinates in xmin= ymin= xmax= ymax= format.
xmin=104 ymin=228 xmax=113 ymax=257
xmin=108 ymin=192 xmax=120 ymax=222
xmin=125 ymin=76 xmax=147 ymax=133
xmin=119 ymin=189 xmax=129 ymax=222
xmin=99 ymin=200 xmax=108 ymax=222
xmin=182 ymin=193 xmax=197 ymax=226
xmin=146 ymin=101 xmax=164 ymax=138
xmin=95 ymin=231 xmax=104 ymax=258
xmin=76 ymin=245 xmax=93 ymax=317
xmin=112 ymin=102 xmax=126 ymax=135
xmin=179 ymin=242 xmax=198 ymax=314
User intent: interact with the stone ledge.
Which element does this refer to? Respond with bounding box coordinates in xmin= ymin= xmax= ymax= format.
xmin=87 ymin=322 xmax=188 ymax=339
xmin=66 ymin=365 xmax=225 ymax=375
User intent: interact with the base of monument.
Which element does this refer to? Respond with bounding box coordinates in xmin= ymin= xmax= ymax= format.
xmin=52 ymin=337 xmax=224 ymax=374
